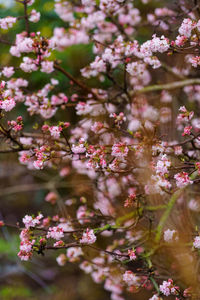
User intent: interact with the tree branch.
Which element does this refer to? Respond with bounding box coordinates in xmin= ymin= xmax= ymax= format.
xmin=136 ymin=78 xmax=200 ymax=94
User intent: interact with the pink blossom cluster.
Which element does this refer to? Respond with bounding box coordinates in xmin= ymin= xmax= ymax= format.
xmin=0 ymin=16 xmax=16 ymax=29
xmin=159 ymin=279 xmax=179 ymax=296
xmin=18 ymin=229 xmax=35 ymax=261
xmin=80 ymin=229 xmax=96 ymax=244
xmin=22 ymin=213 xmax=43 ymax=229
xmin=122 ymin=270 xmax=140 ymax=287
xmin=46 ymin=226 xmax=64 ymax=240
xmin=174 ymin=172 xmax=193 ymax=188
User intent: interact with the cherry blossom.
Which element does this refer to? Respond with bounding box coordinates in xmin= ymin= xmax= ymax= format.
xmin=193 ymin=236 xmax=200 ymax=249
xmin=80 ymin=229 xmax=96 ymax=244
xmin=123 ymin=271 xmax=140 ymax=287
xmin=46 ymin=226 xmax=64 ymax=240
xmin=174 ymin=172 xmax=193 ymax=188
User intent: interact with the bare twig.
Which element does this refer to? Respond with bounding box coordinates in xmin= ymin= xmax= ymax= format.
xmin=136 ymin=78 xmax=200 ymax=94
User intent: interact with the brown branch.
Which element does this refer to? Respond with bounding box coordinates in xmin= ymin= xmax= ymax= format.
xmin=23 ymin=0 xmax=30 ymax=36
xmin=54 ymin=63 xmax=98 ymax=99
xmin=45 ymin=243 xmax=129 ymax=258
xmin=169 ymin=133 xmax=200 ymax=147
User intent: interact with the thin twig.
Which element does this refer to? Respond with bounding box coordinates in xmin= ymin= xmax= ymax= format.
xmin=136 ymin=78 xmax=200 ymax=94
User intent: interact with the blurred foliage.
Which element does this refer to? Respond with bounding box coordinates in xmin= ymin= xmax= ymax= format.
xmin=0 ymin=285 xmax=32 ymax=300
xmin=0 ymin=235 xmax=19 ymax=258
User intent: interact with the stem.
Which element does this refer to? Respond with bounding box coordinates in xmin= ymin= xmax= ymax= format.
xmin=154 ymin=189 xmax=183 ymax=243
xmin=136 ymin=79 xmax=200 ymax=94
xmin=23 ymin=0 xmax=30 ymax=36
xmin=161 ymin=62 xmax=185 ymax=80
xmin=150 ymin=276 xmax=160 ymax=295
xmin=116 ymin=205 xmax=166 ymax=226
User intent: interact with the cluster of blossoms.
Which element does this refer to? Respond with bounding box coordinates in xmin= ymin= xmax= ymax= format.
xmin=122 ymin=270 xmax=140 ymax=287
xmin=18 ymin=214 xmax=43 ymax=261
xmin=0 ymin=81 xmax=16 ymax=111
xmin=7 ymin=116 xmax=23 ymax=132
xmin=0 ymin=16 xmax=16 ymax=30
xmin=22 ymin=213 xmax=43 ymax=229
xmin=80 ymin=229 xmax=97 ymax=244
xmin=159 ymin=279 xmax=179 ymax=297
xmin=46 ymin=226 xmax=64 ymax=240
xmin=18 ymin=229 xmax=35 ymax=261
xmin=174 ymin=172 xmax=193 ymax=188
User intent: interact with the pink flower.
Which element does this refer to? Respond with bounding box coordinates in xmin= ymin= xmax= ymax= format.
xmin=46 ymin=226 xmax=64 ymax=240
xmin=174 ymin=146 xmax=182 ymax=155
xmin=128 ymin=249 xmax=136 ymax=260
xmin=110 ymin=112 xmax=126 ymax=127
xmin=2 ymin=67 xmax=15 ymax=78
xmin=177 ymin=106 xmax=194 ymax=123
xmin=41 ymin=61 xmax=54 ymax=73
xmin=54 ymin=240 xmax=64 ymax=247
xmin=111 ymin=293 xmax=124 ymax=300
xmin=174 ymin=172 xmax=193 ymax=188
xmin=126 ymin=62 xmax=146 ymax=77
xmin=22 ymin=213 xmax=43 ymax=229
xmin=42 ymin=124 xmax=49 ymax=132
xmin=18 ymin=249 xmax=33 ymax=261
xmin=178 ymin=18 xmax=196 ymax=38
xmin=20 ymin=57 xmax=38 ymax=72
xmin=72 ymin=139 xmax=86 ymax=154
xmin=122 ymin=270 xmax=140 ymax=286
xmin=29 ymin=9 xmax=40 ymax=23
xmin=188 ymin=56 xmax=200 ymax=68
xmin=111 ymin=143 xmax=129 ymax=158
xmin=155 ymin=154 xmax=171 ymax=176
xmin=0 ymin=16 xmax=16 ymax=29
xmin=20 ymin=239 xmax=35 ymax=252
xmin=149 ymin=295 xmax=162 ymax=300
xmin=104 ymin=278 xmax=123 ymax=294
xmin=144 ymin=56 xmax=161 ymax=69
xmin=56 ymin=254 xmax=67 ymax=266
xmin=49 ymin=125 xmax=62 ymax=139
xmin=19 ymin=151 xmax=31 ymax=164
xmin=80 ymin=229 xmax=96 ymax=244
xmin=160 ymin=279 xmax=179 ymax=296
xmin=193 ymin=236 xmax=200 ymax=249
xmin=124 ymin=192 xmax=136 ymax=208
xmin=79 ymin=261 xmax=93 ymax=274
xmin=175 ymin=35 xmax=187 ymax=46
xmin=91 ymin=121 xmax=104 ymax=133
xmin=0 ymin=98 xmax=16 ymax=111
xmin=20 ymin=229 xmax=31 ymax=242
xmin=33 ymin=160 xmax=44 ymax=170
xmin=66 ymin=247 xmax=83 ymax=262
xmin=182 ymin=125 xmax=192 ymax=136
xmin=164 ymin=229 xmax=178 ymax=242
xmin=75 ymin=102 xmax=92 ymax=115
xmin=45 ymin=191 xmax=58 ymax=204
xmin=159 ymin=280 xmax=172 ymax=296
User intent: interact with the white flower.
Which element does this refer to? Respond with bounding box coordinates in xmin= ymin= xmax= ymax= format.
xmin=193 ymin=236 xmax=200 ymax=249
xmin=164 ymin=229 xmax=178 ymax=242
